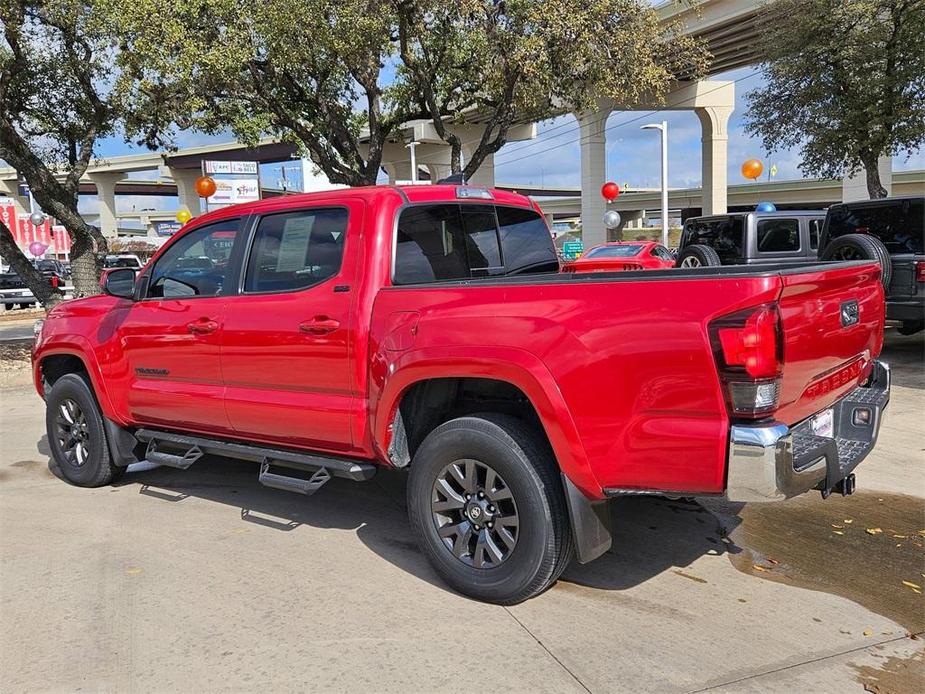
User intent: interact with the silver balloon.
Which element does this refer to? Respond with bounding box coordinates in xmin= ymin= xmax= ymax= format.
xmin=29 ymin=211 xmax=46 ymax=226
xmin=602 ymin=210 xmax=622 ymax=229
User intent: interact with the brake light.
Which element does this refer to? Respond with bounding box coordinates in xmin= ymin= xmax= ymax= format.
xmin=50 ymin=275 xmax=59 ymax=289
xmin=710 ymin=304 xmax=783 ymax=418
xmin=915 ymin=261 xmax=925 ymax=283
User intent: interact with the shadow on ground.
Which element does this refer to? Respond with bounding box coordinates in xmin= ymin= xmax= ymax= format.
xmin=37 ymin=451 xmax=741 ymax=599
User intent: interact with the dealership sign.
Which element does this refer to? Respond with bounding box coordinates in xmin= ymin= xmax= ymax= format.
xmin=0 ymin=200 xmax=72 ymax=257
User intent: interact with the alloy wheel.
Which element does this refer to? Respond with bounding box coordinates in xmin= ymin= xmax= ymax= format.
xmin=431 ymin=459 xmax=520 ymax=569
xmin=54 ymin=398 xmax=90 ymax=467
xmin=680 ymin=255 xmax=702 ymax=268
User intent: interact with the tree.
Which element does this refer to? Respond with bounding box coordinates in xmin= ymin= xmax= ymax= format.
xmin=744 ymin=0 xmax=925 ymax=199
xmin=116 ymin=0 xmax=708 ymax=186
xmin=395 ymin=0 xmax=710 ymax=181
xmin=0 ymin=0 xmax=117 ymax=304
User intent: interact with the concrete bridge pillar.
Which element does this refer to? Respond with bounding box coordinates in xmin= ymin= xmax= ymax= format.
xmin=168 ymin=168 xmax=202 ymax=216
xmin=88 ymin=172 xmax=122 ymax=238
xmin=577 ymin=107 xmax=610 ymax=248
xmin=696 ymin=105 xmax=734 ymax=216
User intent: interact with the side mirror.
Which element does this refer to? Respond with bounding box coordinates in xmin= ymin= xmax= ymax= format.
xmin=101 ymin=268 xmax=136 ymax=299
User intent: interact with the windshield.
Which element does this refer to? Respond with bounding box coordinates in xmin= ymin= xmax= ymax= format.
xmin=105 ymin=256 xmax=141 ymax=268
xmin=36 ymin=260 xmax=58 ymax=271
xmin=586 ymin=245 xmax=643 ymax=258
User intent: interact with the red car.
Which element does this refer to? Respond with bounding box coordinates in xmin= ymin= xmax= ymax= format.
xmin=33 ymin=184 xmax=889 ymax=604
xmin=562 ymin=240 xmax=675 ymax=272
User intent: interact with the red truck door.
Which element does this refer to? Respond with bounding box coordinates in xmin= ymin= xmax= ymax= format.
xmin=114 ymin=218 xmax=243 ymax=433
xmin=220 ymin=203 xmax=361 ymax=452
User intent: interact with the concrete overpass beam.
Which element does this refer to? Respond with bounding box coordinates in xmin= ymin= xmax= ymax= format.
xmin=577 ymin=107 xmax=610 ymax=247
xmin=88 ymin=173 xmax=122 ymax=239
xmin=697 ymin=105 xmax=734 ymax=216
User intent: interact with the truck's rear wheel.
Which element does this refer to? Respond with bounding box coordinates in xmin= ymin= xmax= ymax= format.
xmin=45 ymin=374 xmax=122 ymax=487
xmin=407 ymin=414 xmax=573 ymax=604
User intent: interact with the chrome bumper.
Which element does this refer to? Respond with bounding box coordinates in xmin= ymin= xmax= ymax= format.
xmin=726 ymin=360 xmax=890 ymax=502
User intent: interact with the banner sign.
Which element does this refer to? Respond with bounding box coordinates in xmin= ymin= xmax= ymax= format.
xmin=209 ymin=178 xmax=260 ymax=207
xmin=153 ymin=221 xmax=183 ymax=236
xmin=203 ymin=160 xmax=258 ymax=175
xmin=0 ymin=202 xmax=71 ymax=257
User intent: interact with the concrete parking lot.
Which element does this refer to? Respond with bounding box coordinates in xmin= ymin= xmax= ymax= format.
xmin=1 ymin=327 xmax=922 ymax=693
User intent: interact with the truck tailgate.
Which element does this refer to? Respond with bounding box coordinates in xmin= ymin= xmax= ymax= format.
xmin=776 ymin=261 xmax=884 ymax=424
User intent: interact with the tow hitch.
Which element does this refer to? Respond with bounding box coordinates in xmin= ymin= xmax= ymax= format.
xmin=822 ymin=472 xmax=857 ymax=499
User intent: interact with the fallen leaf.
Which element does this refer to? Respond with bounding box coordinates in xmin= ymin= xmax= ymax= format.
xmin=833 ymin=530 xmax=845 ymax=535
xmin=892 ymin=534 xmax=908 ymax=539
xmin=901 ymin=580 xmax=921 ymax=590
xmin=866 ymin=528 xmax=883 ymax=535
xmin=863 ymin=629 xmax=872 ymax=637
xmin=768 ymin=558 xmax=780 ymax=565
xmin=125 ymin=567 xmax=142 ymax=576
xmin=844 ymin=519 xmax=854 ymax=524
xmin=753 ymin=564 xmax=770 ymax=573
xmin=832 ymin=524 xmax=844 ymax=529
xmin=917 ymin=530 xmax=925 ymax=536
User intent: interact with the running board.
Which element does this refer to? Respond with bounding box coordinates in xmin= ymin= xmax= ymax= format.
xmin=134 ymin=429 xmax=377 ymax=482
xmin=258 ymin=460 xmax=331 ymax=496
xmin=145 ymin=438 xmax=202 ymax=470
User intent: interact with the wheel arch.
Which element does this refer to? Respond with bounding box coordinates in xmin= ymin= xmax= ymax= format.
xmin=373 ymin=347 xmax=600 ymax=499
xmin=35 ymin=343 xmax=118 ymax=421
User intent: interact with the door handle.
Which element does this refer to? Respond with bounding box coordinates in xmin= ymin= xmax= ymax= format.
xmin=299 ymin=317 xmax=340 ymax=335
xmin=187 ymin=318 xmax=219 ymax=334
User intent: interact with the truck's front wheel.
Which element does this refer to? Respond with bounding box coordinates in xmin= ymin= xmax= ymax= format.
xmin=407 ymin=414 xmax=573 ymax=604
xmin=45 ymin=374 xmax=122 ymax=487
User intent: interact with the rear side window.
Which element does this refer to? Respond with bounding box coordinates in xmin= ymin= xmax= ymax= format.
xmin=244 ymin=208 xmax=348 ymax=293
xmin=682 ymin=217 xmax=744 ymax=262
xmin=393 ymin=204 xmax=554 ymax=284
xmin=496 ymin=207 xmax=558 ymax=274
xmin=825 ymin=199 xmax=924 ymax=254
xmin=756 ymin=219 xmax=800 ymax=252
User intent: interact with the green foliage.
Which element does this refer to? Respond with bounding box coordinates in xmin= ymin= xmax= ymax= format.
xmin=115 ymin=0 xmax=709 ymax=185
xmin=745 ymin=0 xmax=925 ymax=198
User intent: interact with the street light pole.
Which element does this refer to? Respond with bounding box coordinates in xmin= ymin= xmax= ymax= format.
xmin=641 ymin=121 xmax=669 ymax=247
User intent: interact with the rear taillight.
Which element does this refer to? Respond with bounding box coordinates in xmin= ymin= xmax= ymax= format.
xmin=50 ymin=275 xmax=59 ymax=289
xmin=709 ymin=304 xmax=783 ymax=418
xmin=915 ymin=261 xmax=925 ymax=283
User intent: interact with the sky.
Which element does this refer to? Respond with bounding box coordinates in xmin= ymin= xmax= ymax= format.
xmin=80 ymin=67 xmax=923 ymax=220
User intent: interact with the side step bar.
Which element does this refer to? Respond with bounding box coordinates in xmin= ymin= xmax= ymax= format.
xmin=133 ymin=429 xmax=377 ymax=485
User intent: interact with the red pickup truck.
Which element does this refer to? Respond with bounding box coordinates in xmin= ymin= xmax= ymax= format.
xmin=32 ymin=184 xmax=890 ymax=604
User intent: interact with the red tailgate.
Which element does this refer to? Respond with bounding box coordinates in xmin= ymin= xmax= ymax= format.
xmin=775 ymin=262 xmax=884 ymax=424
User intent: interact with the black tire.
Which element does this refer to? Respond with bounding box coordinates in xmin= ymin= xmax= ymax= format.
xmin=45 ymin=373 xmax=122 ymax=487
xmin=676 ymin=244 xmax=721 ymax=268
xmin=407 ymin=414 xmax=573 ymax=604
xmin=897 ymin=321 xmax=924 ymax=336
xmin=820 ymin=233 xmax=892 ymax=289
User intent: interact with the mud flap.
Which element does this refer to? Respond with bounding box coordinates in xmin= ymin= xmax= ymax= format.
xmin=562 ymin=474 xmax=612 ymax=563
xmin=103 ymin=417 xmax=140 ymax=468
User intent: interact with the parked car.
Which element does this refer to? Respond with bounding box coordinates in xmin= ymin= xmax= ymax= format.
xmin=104 ymin=254 xmax=144 ymax=270
xmin=561 ymin=241 xmax=675 ymax=272
xmin=818 ymin=196 xmax=924 ymax=335
xmin=676 ymin=211 xmax=825 ymax=268
xmin=33 ymin=185 xmax=889 ymax=604
xmin=0 ymin=259 xmax=67 ymax=309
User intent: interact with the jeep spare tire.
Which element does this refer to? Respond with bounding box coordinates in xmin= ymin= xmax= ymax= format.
xmin=820 ymin=233 xmax=892 ymax=289
xmin=676 ymin=244 xmax=721 ymax=268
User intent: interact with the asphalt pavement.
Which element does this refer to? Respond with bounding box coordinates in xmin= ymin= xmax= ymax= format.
xmin=0 ymin=332 xmax=922 ymax=693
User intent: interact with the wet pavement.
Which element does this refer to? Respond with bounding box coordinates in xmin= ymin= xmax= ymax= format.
xmin=706 ymin=492 xmax=925 ymax=633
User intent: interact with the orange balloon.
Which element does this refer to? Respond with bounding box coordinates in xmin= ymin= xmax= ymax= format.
xmin=741 ymin=159 xmax=764 ymax=181
xmin=195 ymin=175 xmax=217 ymax=198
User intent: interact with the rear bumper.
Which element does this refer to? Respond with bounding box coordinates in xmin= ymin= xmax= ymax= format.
xmin=885 ymin=297 xmax=924 ymax=323
xmin=726 ymin=360 xmax=890 ymax=502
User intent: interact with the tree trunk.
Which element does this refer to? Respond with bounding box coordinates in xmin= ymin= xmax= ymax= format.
xmin=0 ymin=219 xmax=64 ymax=308
xmin=862 ymin=155 xmax=888 ymax=199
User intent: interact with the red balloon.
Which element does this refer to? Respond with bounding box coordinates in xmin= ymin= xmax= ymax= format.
xmin=601 ymin=181 xmax=620 ymax=201
xmin=195 ymin=175 xmax=217 ymax=198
